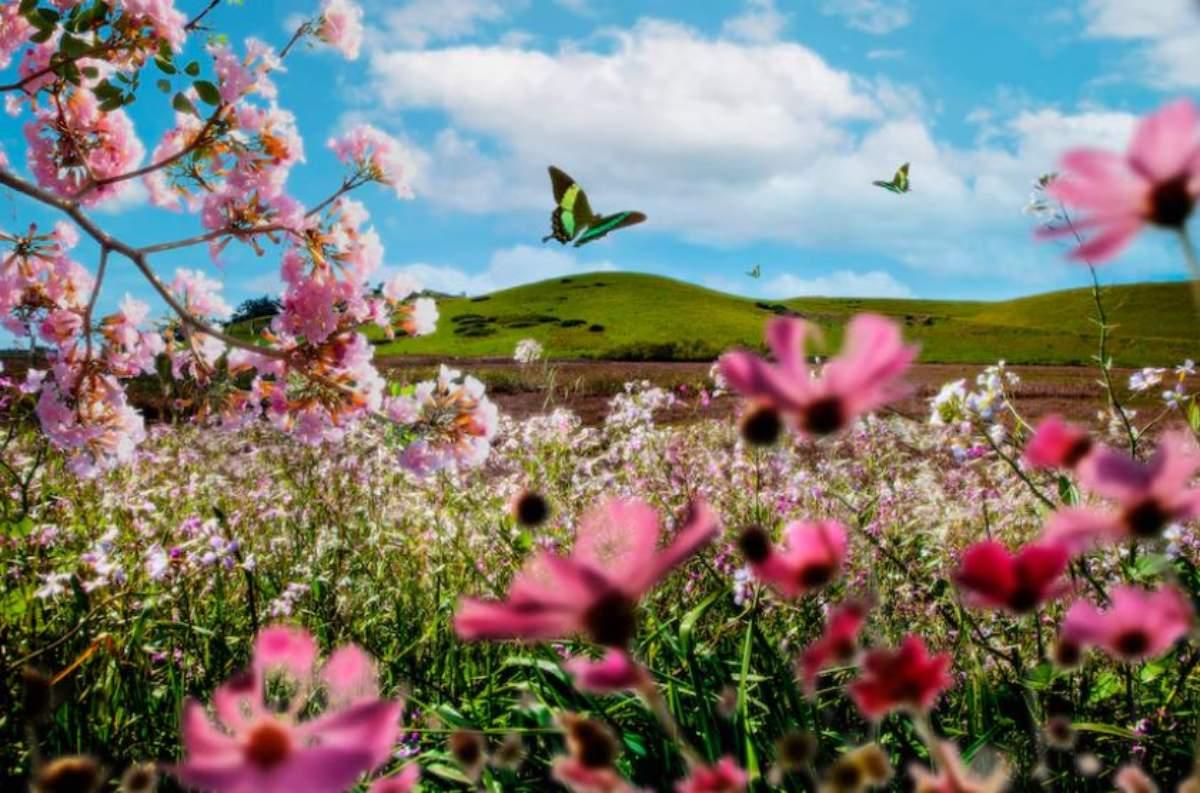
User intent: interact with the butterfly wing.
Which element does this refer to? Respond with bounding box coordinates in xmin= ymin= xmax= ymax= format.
xmin=543 ymin=166 xmax=589 ymax=244
xmin=873 ymin=180 xmax=900 ymax=193
xmin=895 ymin=162 xmax=910 ymax=192
xmin=548 ymin=166 xmax=576 ymax=205
xmin=573 ymin=211 xmax=647 ymax=247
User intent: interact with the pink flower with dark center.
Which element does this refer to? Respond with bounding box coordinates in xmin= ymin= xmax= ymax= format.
xmin=1042 ymin=98 xmax=1200 ymax=262
xmin=798 ymin=600 xmax=868 ymax=696
xmin=369 ymin=764 xmax=420 ymax=793
xmin=849 ymin=636 xmax=953 ymax=720
xmin=1042 ymin=432 xmax=1200 ymax=552
xmin=719 ymin=314 xmax=916 ymax=437
xmin=954 ymin=540 xmax=1069 ymax=614
xmin=1023 ymin=414 xmax=1094 ymax=470
xmin=172 ymin=625 xmax=402 ymax=793
xmin=1059 ymin=586 xmax=1193 ymax=663
xmin=455 ymin=498 xmax=719 ymax=647
xmin=565 ymin=649 xmax=652 ymax=695
xmin=676 ymin=757 xmax=748 ymax=793
xmin=737 ymin=519 xmax=847 ymax=598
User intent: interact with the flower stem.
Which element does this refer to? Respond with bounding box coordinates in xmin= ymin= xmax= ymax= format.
xmin=1178 ymin=228 xmax=1200 ymax=311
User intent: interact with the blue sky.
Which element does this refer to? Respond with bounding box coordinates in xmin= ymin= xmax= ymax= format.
xmin=3 ymin=0 xmax=1200 ymax=325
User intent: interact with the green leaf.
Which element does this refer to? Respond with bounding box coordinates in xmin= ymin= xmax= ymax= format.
xmin=60 ymin=34 xmax=87 ymax=58
xmin=1056 ymin=475 xmax=1079 ymax=506
xmin=185 ymin=60 xmax=201 ymax=76
xmin=678 ymin=588 xmax=721 ymax=655
xmin=1073 ymin=722 xmax=1138 ymax=740
xmin=156 ymin=79 xmax=171 ymax=93
xmin=193 ymin=80 xmax=221 ymax=106
xmin=172 ymin=92 xmax=198 ymax=117
xmin=81 ymin=66 xmax=99 ymax=79
xmin=93 ymin=79 xmax=121 ymax=98
xmin=1188 ymin=400 xmax=1200 ymax=432
xmin=155 ymin=56 xmax=177 ymax=75
xmin=30 ymin=27 xmax=55 ymax=43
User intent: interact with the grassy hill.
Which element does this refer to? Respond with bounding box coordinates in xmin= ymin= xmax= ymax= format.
xmin=236 ymin=273 xmax=1198 ymax=366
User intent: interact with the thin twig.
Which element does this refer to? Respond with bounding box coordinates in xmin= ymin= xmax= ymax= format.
xmin=185 ymin=0 xmax=224 ymax=31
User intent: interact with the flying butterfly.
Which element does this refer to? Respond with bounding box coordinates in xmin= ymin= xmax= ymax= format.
xmin=873 ymin=162 xmax=911 ymax=194
xmin=746 ymin=265 xmax=761 ymax=279
xmin=541 ymin=166 xmax=647 ymax=247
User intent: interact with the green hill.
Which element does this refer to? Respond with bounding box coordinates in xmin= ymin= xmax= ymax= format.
xmin=236 ymin=273 xmax=1198 ymax=366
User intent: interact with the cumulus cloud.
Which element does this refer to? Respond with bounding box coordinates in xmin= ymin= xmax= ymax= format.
xmin=1080 ymin=0 xmax=1200 ymax=89
xmin=722 ymin=0 xmax=788 ymax=44
xmin=376 ymin=0 xmax=518 ymax=49
xmin=708 ymin=269 xmax=914 ymax=298
xmin=381 ymin=244 xmax=616 ymax=296
xmin=821 ymin=0 xmax=912 ymax=35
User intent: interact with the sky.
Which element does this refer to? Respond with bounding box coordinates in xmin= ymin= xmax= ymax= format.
xmin=3 ymin=0 xmax=1200 ymax=324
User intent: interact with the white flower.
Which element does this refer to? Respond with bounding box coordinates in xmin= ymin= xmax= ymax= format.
xmin=1176 ymin=359 xmax=1196 ymax=376
xmin=513 ymin=338 xmax=544 ymax=364
xmin=36 ymin=572 xmax=72 ymax=599
xmin=1129 ymin=367 xmax=1166 ymax=392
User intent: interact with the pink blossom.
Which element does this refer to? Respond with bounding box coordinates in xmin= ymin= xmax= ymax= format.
xmin=719 ymin=314 xmax=916 ymax=437
xmin=908 ymin=740 xmax=1007 ymax=793
xmin=210 ymin=37 xmax=281 ymax=103
xmin=1114 ymin=765 xmax=1158 ymax=793
xmin=1023 ymin=414 xmax=1094 ymax=470
xmin=676 ymin=757 xmax=747 ymax=793
xmin=173 ymin=268 xmax=233 ymax=320
xmin=383 ymin=273 xmax=421 ymax=302
xmin=369 ymin=765 xmax=420 ymax=793
xmin=455 ymin=498 xmax=719 ymax=646
xmin=953 ymin=540 xmax=1069 ymax=614
xmin=738 ymin=519 xmax=847 ymax=598
xmin=565 ymin=650 xmax=651 ymax=695
xmin=317 ymin=0 xmax=364 ymax=60
xmin=1059 ymin=586 xmax=1193 ymax=663
xmin=1042 ymin=98 xmax=1200 ymax=261
xmin=328 ymin=125 xmax=414 ymax=198
xmin=396 ymin=297 xmax=438 ymax=337
xmin=798 ymin=600 xmax=868 ymax=696
xmin=0 ymin=3 xmax=32 ymax=69
xmin=849 ymin=636 xmax=953 ymax=720
xmin=112 ymin=0 xmax=188 ymax=52
xmin=172 ymin=625 xmax=402 ymax=793
xmin=1042 ymin=432 xmax=1200 ymax=551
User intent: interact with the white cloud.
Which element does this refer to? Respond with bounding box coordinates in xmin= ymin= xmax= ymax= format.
xmin=708 ymin=269 xmax=914 ymax=298
xmin=92 ymin=180 xmax=149 ymax=215
xmin=377 ymin=0 xmax=517 ymax=49
xmin=364 ymin=15 xmax=1177 ymax=284
xmin=866 ymin=48 xmax=905 ymax=60
xmin=382 ymin=244 xmax=616 ymax=296
xmin=553 ymin=0 xmax=591 ymax=15
xmin=722 ymin=0 xmax=788 ymax=44
xmin=821 ymin=0 xmax=912 ymax=35
xmin=1080 ymin=0 xmax=1200 ymax=88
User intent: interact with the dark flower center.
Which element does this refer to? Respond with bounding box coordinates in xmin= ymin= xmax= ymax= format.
xmin=799 ymin=562 xmax=835 ymax=589
xmin=1124 ymin=499 xmax=1170 ymax=538
xmin=1148 ymin=174 xmax=1195 ymax=228
xmin=36 ymin=757 xmax=102 ymax=793
xmin=243 ymin=721 xmax=293 ymax=770
xmin=1114 ymin=629 xmax=1150 ymax=658
xmin=583 ymin=590 xmax=638 ymax=647
xmin=802 ymin=397 xmax=845 ymax=436
xmin=1062 ymin=437 xmax=1094 ymax=468
xmin=1054 ymin=640 xmax=1082 ymax=668
xmin=567 ymin=718 xmax=618 ymax=768
xmin=449 ymin=730 xmax=486 ymax=769
xmin=741 ymin=406 xmax=782 ymax=446
xmin=737 ymin=526 xmax=772 ymax=564
xmin=514 ymin=492 xmax=550 ymax=527
xmin=831 ymin=637 xmax=857 ymax=662
xmin=1044 ymin=716 xmax=1076 ymax=749
xmin=828 ymin=759 xmax=863 ymax=791
xmin=776 ymin=731 xmax=817 ymax=770
xmin=1007 ymin=586 xmax=1040 ymax=614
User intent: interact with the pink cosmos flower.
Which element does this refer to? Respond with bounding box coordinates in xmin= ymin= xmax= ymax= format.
xmin=1042 ymin=432 xmax=1200 ymax=552
xmin=849 ymin=636 xmax=953 ymax=720
xmin=369 ymin=764 xmax=420 ymax=793
xmin=676 ymin=757 xmax=748 ymax=793
xmin=1114 ymin=765 xmax=1158 ymax=793
xmin=455 ymin=498 xmax=719 ymax=647
xmin=737 ymin=519 xmax=847 ymax=598
xmin=953 ymin=540 xmax=1069 ymax=614
xmin=1023 ymin=414 xmax=1094 ymax=470
xmin=317 ymin=0 xmax=364 ymax=60
xmin=1058 ymin=585 xmax=1193 ymax=663
xmin=172 ymin=625 xmax=402 ymax=793
xmin=565 ymin=649 xmax=652 ymax=695
xmin=328 ymin=125 xmax=414 ymax=198
xmin=1043 ymin=98 xmax=1200 ymax=262
xmin=719 ymin=314 xmax=916 ymax=437
xmin=798 ymin=600 xmax=868 ymax=696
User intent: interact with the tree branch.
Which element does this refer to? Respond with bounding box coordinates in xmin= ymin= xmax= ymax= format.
xmin=185 ymin=0 xmax=224 ymax=31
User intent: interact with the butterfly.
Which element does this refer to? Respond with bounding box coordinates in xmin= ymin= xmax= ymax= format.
xmin=873 ymin=162 xmax=911 ymax=194
xmin=541 ymin=166 xmax=647 ymax=247
xmin=746 ymin=265 xmax=761 ymax=279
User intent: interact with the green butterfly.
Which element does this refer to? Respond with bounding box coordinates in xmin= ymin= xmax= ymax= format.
xmin=746 ymin=265 xmax=761 ymax=279
xmin=873 ymin=162 xmax=911 ymax=194
xmin=541 ymin=166 xmax=647 ymax=247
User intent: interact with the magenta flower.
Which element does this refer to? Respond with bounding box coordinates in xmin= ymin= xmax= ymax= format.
xmin=849 ymin=636 xmax=953 ymax=720
xmin=1042 ymin=431 xmax=1200 ymax=552
xmin=1043 ymin=98 xmax=1200 ymax=262
xmin=1059 ymin=586 xmax=1193 ymax=663
xmin=719 ymin=315 xmax=916 ymax=437
xmin=798 ymin=600 xmax=868 ymax=696
xmin=455 ymin=498 xmax=719 ymax=647
xmin=172 ymin=626 xmax=402 ymax=793
xmin=369 ymin=764 xmax=420 ymax=793
xmin=953 ymin=540 xmax=1069 ymax=614
xmin=676 ymin=757 xmax=748 ymax=793
xmin=738 ymin=519 xmax=847 ymax=598
xmin=565 ymin=650 xmax=652 ymax=695
xmin=1023 ymin=415 xmax=1094 ymax=470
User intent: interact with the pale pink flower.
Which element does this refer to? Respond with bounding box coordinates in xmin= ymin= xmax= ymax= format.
xmin=396 ymin=297 xmax=438 ymax=337
xmin=1023 ymin=414 xmax=1094 ymax=470
xmin=565 ymin=650 xmax=652 ymax=695
xmin=1114 ymin=765 xmax=1158 ymax=793
xmin=172 ymin=268 xmax=233 ymax=320
xmin=1042 ymin=432 xmax=1200 ymax=552
xmin=676 ymin=757 xmax=747 ymax=793
xmin=369 ymin=765 xmax=420 ymax=793
xmin=317 ymin=0 xmax=364 ymax=60
xmin=908 ymin=740 xmax=1007 ymax=793
xmin=719 ymin=315 xmax=916 ymax=437
xmin=737 ymin=519 xmax=847 ymax=598
xmin=383 ymin=273 xmax=421 ymax=302
xmin=1043 ymin=98 xmax=1200 ymax=261
xmin=328 ymin=125 xmax=414 ymax=198
xmin=1059 ymin=585 xmax=1192 ymax=663
xmin=798 ymin=599 xmax=868 ymax=696
xmin=113 ymin=0 xmax=188 ymax=51
xmin=172 ymin=625 xmax=402 ymax=793
xmin=0 ymin=4 xmax=31 ymax=69
xmin=456 ymin=498 xmax=719 ymax=646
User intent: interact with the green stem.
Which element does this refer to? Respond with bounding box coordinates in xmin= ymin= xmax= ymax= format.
xmin=1179 ymin=228 xmax=1200 ymax=311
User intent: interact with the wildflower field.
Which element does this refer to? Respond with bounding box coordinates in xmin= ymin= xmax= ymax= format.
xmin=2 ymin=2 xmax=1200 ymax=793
